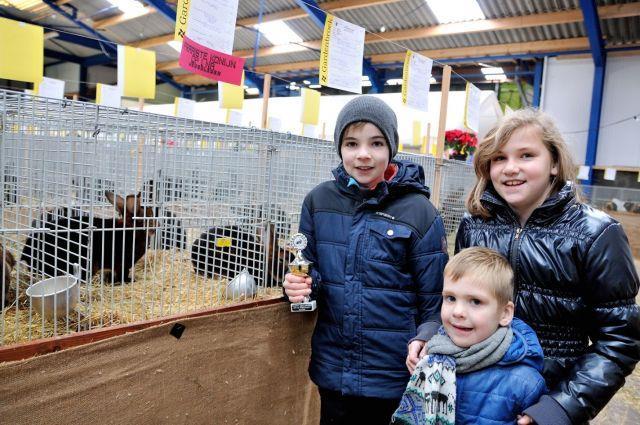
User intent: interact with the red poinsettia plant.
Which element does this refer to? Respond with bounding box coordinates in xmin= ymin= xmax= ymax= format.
xmin=445 ymin=129 xmax=478 ymax=156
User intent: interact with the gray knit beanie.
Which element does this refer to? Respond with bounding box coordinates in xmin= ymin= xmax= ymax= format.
xmin=334 ymin=96 xmax=399 ymax=160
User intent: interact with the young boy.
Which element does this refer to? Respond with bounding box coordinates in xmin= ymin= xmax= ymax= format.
xmin=392 ymin=247 xmax=547 ymax=424
xmin=283 ymin=96 xmax=448 ymax=425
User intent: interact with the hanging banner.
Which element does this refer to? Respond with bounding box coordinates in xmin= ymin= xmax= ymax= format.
xmin=300 ymin=88 xmax=321 ymax=125
xmin=117 ymin=45 xmax=156 ymax=99
xmin=34 ymin=77 xmax=65 ymax=100
xmin=319 ymin=14 xmax=365 ymax=94
xmin=174 ymin=97 xmax=196 ymax=118
xmin=177 ymin=0 xmax=243 ymax=85
xmin=464 ymin=82 xmax=482 ymax=133
xmin=174 ymin=0 xmax=191 ymax=41
xmin=0 ymin=18 xmax=43 ymax=83
xmin=96 ymin=83 xmax=121 ymax=108
xmin=402 ymin=50 xmax=433 ymax=112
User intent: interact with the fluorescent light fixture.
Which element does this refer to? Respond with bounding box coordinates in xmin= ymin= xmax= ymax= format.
xmin=485 ymin=74 xmax=507 ymax=82
xmin=255 ymin=20 xmax=303 ymax=46
xmin=362 ymin=80 xmax=372 ymax=87
xmin=429 ymin=77 xmax=437 ymax=84
xmin=480 ymin=67 xmax=504 ymax=75
xmin=478 ymin=62 xmax=492 ymax=68
xmin=303 ymin=80 xmax=311 ymax=85
xmin=245 ymin=87 xmax=260 ymax=95
xmin=425 ymin=0 xmax=485 ymax=24
xmin=288 ymin=83 xmax=300 ymax=91
xmin=107 ymin=0 xmax=146 ymax=15
xmin=385 ymin=78 xmax=403 ymax=86
xmin=167 ymin=40 xmax=182 ymax=52
xmin=309 ymin=84 xmax=321 ymax=89
xmin=0 ymin=0 xmax=42 ymax=10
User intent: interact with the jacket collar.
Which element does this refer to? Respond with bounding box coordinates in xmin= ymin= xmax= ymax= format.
xmin=498 ymin=318 xmax=544 ymax=372
xmin=481 ymin=181 xmax=577 ymax=225
xmin=332 ymin=160 xmax=431 ymax=206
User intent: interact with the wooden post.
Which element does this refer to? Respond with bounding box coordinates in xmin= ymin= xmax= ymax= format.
xmin=261 ymin=74 xmax=271 ymax=129
xmin=432 ymin=65 xmax=452 ymax=210
xmin=138 ymin=97 xmax=145 ymax=111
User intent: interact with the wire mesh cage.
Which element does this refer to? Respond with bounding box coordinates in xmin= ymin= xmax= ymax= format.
xmin=1 ymin=89 xmax=476 ymax=345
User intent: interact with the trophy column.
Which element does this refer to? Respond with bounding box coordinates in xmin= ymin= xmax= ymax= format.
xmin=288 ymin=233 xmax=317 ymax=312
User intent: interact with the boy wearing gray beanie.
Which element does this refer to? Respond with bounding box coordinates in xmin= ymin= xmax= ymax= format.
xmin=284 ymin=95 xmax=447 ymax=424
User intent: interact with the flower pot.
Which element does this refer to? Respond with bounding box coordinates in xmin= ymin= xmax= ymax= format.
xmin=450 ymin=153 xmax=468 ymax=161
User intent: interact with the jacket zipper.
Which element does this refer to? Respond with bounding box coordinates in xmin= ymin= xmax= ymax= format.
xmin=509 ymin=227 xmax=523 ymax=305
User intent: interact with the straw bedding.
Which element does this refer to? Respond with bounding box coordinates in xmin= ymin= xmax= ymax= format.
xmin=1 ymin=248 xmax=283 ymax=346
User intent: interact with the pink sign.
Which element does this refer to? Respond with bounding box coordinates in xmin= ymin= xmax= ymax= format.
xmin=179 ymin=36 xmax=245 ymax=85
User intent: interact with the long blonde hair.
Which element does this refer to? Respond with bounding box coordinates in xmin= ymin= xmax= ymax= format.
xmin=467 ymin=108 xmax=579 ymax=218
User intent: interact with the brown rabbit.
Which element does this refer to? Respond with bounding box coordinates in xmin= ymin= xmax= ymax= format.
xmin=21 ymin=192 xmax=156 ymax=284
xmin=1 ymin=246 xmax=16 ymax=307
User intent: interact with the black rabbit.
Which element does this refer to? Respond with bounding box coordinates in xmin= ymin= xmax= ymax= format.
xmin=1 ymin=246 xmax=16 ymax=308
xmin=21 ymin=192 xmax=156 ymax=283
xmin=191 ymin=222 xmax=293 ymax=288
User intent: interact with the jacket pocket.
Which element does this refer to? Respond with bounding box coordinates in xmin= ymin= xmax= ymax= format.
xmin=367 ymin=220 xmax=412 ymax=264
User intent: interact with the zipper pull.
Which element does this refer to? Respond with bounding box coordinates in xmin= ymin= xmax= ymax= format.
xmin=515 ymin=227 xmax=522 ymax=239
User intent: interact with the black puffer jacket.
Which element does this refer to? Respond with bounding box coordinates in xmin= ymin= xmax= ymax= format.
xmin=455 ymin=182 xmax=640 ymax=424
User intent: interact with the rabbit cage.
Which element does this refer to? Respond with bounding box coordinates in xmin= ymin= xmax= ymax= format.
xmin=0 ymin=89 xmax=476 ymax=347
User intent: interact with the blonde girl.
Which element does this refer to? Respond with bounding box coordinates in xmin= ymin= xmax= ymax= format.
xmin=456 ymin=108 xmax=640 ymax=425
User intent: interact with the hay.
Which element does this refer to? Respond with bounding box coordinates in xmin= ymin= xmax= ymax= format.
xmin=1 ymin=249 xmax=283 ymax=346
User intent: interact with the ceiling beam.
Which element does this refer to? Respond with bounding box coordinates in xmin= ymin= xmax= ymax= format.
xmin=92 ymin=6 xmax=156 ymax=29
xmin=250 ymin=38 xmax=591 ymax=74
xmin=236 ymin=0 xmax=401 ymax=26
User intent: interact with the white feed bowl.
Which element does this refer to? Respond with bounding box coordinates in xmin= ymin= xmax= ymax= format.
xmin=26 ymin=276 xmax=79 ymax=319
xmin=226 ymin=270 xmax=257 ymax=300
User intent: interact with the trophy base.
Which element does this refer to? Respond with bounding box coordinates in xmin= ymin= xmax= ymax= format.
xmin=291 ymin=300 xmax=317 ymax=313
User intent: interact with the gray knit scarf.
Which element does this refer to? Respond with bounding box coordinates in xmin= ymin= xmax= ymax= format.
xmin=391 ymin=326 xmax=513 ymax=425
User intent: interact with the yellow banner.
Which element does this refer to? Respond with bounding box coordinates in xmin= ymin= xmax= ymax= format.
xmin=319 ymin=14 xmax=334 ymax=87
xmin=174 ymin=0 xmax=191 ymax=40
xmin=412 ymin=120 xmax=421 ymax=146
xmin=220 ymin=71 xmax=245 ymax=109
xmin=0 ymin=18 xmax=43 ymax=83
xmin=301 ymin=88 xmax=321 ymax=125
xmin=96 ymin=83 xmax=104 ymax=104
xmin=120 ymin=46 xmax=156 ymax=99
xmin=401 ymin=50 xmax=412 ymax=105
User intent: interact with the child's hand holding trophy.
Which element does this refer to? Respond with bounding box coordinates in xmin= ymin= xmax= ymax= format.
xmin=287 ymin=233 xmax=316 ymax=312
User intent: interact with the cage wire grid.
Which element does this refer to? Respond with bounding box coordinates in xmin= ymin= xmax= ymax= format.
xmin=0 ymin=89 xmax=481 ymax=345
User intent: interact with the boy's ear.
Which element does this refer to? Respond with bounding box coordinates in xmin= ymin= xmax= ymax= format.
xmin=499 ymin=301 xmax=515 ymax=327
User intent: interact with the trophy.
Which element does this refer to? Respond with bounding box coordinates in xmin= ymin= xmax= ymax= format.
xmin=288 ymin=233 xmax=316 ymax=313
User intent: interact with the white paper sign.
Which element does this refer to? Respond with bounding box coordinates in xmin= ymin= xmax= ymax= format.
xmin=37 ymin=77 xmax=65 ymax=100
xmin=302 ymin=123 xmax=316 ymax=138
xmin=227 ymin=110 xmax=243 ymax=126
xmin=96 ymin=83 xmax=121 ymax=108
xmin=175 ymin=97 xmax=196 ymax=119
xmin=319 ymin=15 xmax=365 ymax=94
xmin=464 ymin=82 xmax=482 ymax=132
xmin=402 ymin=51 xmax=433 ymax=112
xmin=604 ymin=168 xmax=617 ymax=181
xmin=268 ymin=116 xmax=282 ymax=132
xmin=576 ymin=165 xmax=591 ymax=180
xmin=186 ymin=0 xmax=239 ymax=54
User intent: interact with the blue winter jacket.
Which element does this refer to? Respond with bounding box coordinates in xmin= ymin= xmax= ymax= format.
xmin=299 ymin=160 xmax=448 ymax=399
xmin=455 ymin=318 xmax=547 ymax=424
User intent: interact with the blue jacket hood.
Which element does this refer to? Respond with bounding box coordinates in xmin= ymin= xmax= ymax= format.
xmin=332 ymin=159 xmax=431 ymax=201
xmin=498 ymin=317 xmax=545 ymax=372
